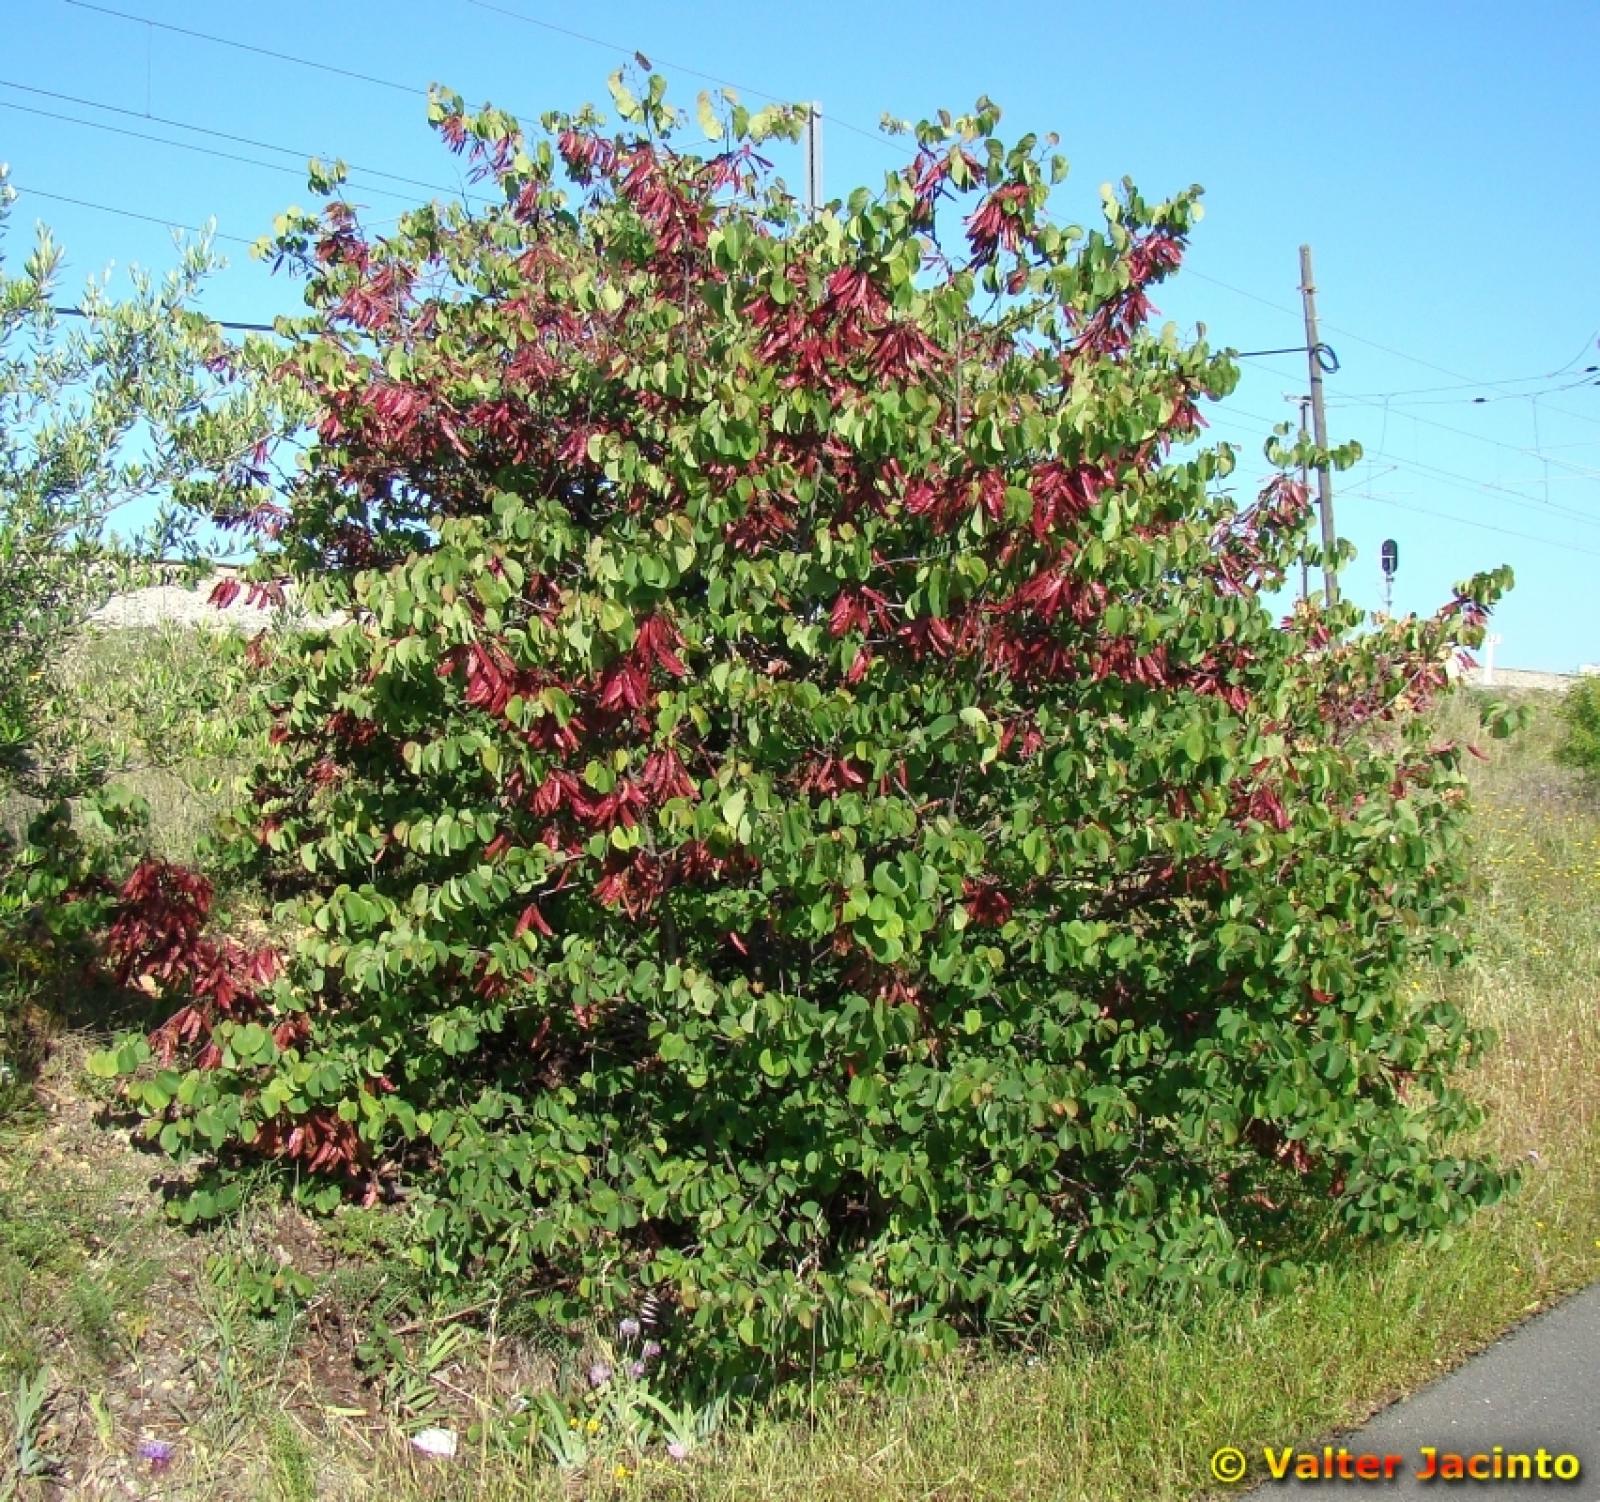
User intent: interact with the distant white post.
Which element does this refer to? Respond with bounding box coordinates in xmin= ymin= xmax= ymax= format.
xmin=1482 ymin=633 xmax=1503 ymax=687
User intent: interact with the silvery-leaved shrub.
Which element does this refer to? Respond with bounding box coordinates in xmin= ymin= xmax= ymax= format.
xmin=1 ymin=167 xmax=281 ymax=1103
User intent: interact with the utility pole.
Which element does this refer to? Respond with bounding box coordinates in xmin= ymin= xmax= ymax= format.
xmin=1298 ymin=396 xmax=1312 ymax=605
xmin=804 ymin=103 xmax=823 ymax=217
xmin=1299 ymin=245 xmax=1337 ymax=608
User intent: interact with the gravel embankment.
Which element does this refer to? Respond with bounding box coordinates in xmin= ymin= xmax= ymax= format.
xmin=89 ymin=583 xmax=344 ymax=632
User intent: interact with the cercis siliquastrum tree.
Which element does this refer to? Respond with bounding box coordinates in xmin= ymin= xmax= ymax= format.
xmin=99 ymin=76 xmax=1514 ymax=1384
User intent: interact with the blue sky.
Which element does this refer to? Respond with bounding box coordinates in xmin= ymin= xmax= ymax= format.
xmin=5 ymin=0 xmax=1598 ymax=669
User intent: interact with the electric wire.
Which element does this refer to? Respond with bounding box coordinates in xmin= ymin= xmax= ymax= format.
xmin=1361 ymin=495 xmax=1600 ymax=560
xmin=0 ymin=78 xmax=493 ymax=203
xmin=8 ymin=183 xmax=256 ymax=246
xmin=1205 ymin=410 xmax=1600 ymax=555
xmin=1214 ymin=402 xmax=1600 ymax=531
xmin=1331 ymin=331 xmax=1600 ymax=401
xmin=1188 ymin=267 xmax=1600 ymax=432
xmin=0 ymin=98 xmax=439 ymax=207
xmin=50 ymin=303 xmax=277 ymax=332
xmin=1328 ymin=389 xmax=1600 ymax=483
xmin=63 ymin=0 xmax=429 ymax=101
xmin=64 ymin=0 xmax=911 ymax=169
xmin=1342 ymin=376 xmax=1600 ymax=408
xmin=459 ymin=0 xmax=912 ymax=153
xmin=57 ymin=0 xmax=1599 ymax=433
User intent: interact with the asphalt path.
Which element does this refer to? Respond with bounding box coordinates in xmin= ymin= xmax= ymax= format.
xmin=1248 ymin=1282 xmax=1599 ymax=1498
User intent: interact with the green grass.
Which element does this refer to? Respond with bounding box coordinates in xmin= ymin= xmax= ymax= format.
xmin=2 ymin=682 xmax=1597 ymax=1499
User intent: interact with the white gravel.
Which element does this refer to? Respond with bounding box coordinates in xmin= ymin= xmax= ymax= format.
xmin=89 ymin=582 xmax=344 ymax=632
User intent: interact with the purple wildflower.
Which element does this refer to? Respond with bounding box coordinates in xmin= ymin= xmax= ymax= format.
xmin=618 ymin=1316 xmax=642 ymax=1340
xmin=138 ymin=1439 xmax=175 ymax=1473
xmin=642 ymin=1339 xmax=662 ymax=1359
xmin=587 ymin=1361 xmax=613 ymax=1389
xmin=629 ymin=1360 xmax=646 ymax=1378
xmin=667 ymin=1439 xmax=690 ymax=1462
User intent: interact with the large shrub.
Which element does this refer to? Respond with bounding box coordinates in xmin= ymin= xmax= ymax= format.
xmin=100 ymin=80 xmax=1514 ymax=1385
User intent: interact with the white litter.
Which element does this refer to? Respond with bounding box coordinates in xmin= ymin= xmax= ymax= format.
xmin=410 ymin=1428 xmax=458 ymax=1459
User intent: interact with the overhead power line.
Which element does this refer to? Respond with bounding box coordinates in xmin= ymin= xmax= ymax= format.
xmin=1190 ymin=266 xmax=1600 ymax=433
xmin=1333 ymin=330 xmax=1600 ymax=401
xmin=1340 ymin=373 xmax=1600 ymax=408
xmin=0 ymin=98 xmax=435 ymax=207
xmin=55 ymin=0 xmax=1600 ymax=463
xmin=1368 ymin=447 xmax=1600 ymax=530
xmin=1362 ymin=494 xmax=1600 ymax=560
xmin=1210 ymin=409 xmax=1600 ymax=558
xmin=50 ymin=304 xmax=277 ymax=332
xmin=1455 ymin=371 xmax=1600 ymax=405
xmin=62 ymin=0 xmax=912 ymax=240
xmin=10 ymin=182 xmax=256 ymax=246
xmin=1205 ymin=418 xmax=1600 ymax=559
xmin=0 ymin=78 xmax=492 ymax=203
xmin=459 ymin=0 xmax=907 ymax=153
xmin=461 ymin=0 xmax=785 ymax=104
xmin=1329 ymin=389 xmax=1600 ymax=483
xmin=1205 ymin=405 xmax=1600 ymax=534
xmin=64 ymin=0 xmax=427 ymax=100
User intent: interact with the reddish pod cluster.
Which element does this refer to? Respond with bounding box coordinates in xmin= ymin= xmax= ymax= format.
xmin=747 ymin=259 xmax=947 ymax=399
xmin=828 ymin=587 xmax=895 ymax=640
xmin=908 ymin=146 xmax=981 ymax=226
xmin=1244 ymin=1118 xmax=1321 ymax=1179
xmin=797 ymin=755 xmax=868 ymax=796
xmin=1206 ymin=475 xmax=1311 ymax=597
xmin=1126 ymin=227 xmax=1183 ymax=285
xmin=1308 ymin=598 xmax=1471 ymax=738
xmin=313 ymin=201 xmax=370 ymax=271
xmin=1229 ymin=759 xmax=1294 ymax=835
xmin=206 ymin=576 xmax=287 ymax=611
xmin=330 ymin=261 xmax=415 ymax=333
xmin=996 ymin=716 xmax=1045 ymax=761
xmin=965 ymin=182 xmax=1033 ymax=267
xmin=1027 ymin=461 xmax=1112 ymax=541
xmin=617 ymin=143 xmax=708 ymax=256
xmin=431 ymin=597 xmax=720 ymax=916
xmin=592 ymin=840 xmax=752 ymax=921
xmin=251 ymin=1111 xmax=366 ymax=1179
xmin=218 ymin=498 xmax=289 ymax=543
xmin=106 ymin=860 xmax=282 ymax=1063
xmin=1060 ymin=227 xmax=1185 ymax=364
xmin=107 ymin=860 xmax=374 ymax=1181
xmin=962 ymin=876 xmax=1014 ymax=928
xmin=896 ymin=615 xmax=957 ymax=662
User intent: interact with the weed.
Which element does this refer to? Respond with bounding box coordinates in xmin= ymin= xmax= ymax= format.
xmin=3 ymin=1369 xmax=57 ymax=1489
xmin=206 ymin=1249 xmax=318 ymax=1323
xmin=359 ymin=1319 xmax=471 ymax=1429
xmin=264 ymin=1411 xmax=318 ymax=1502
